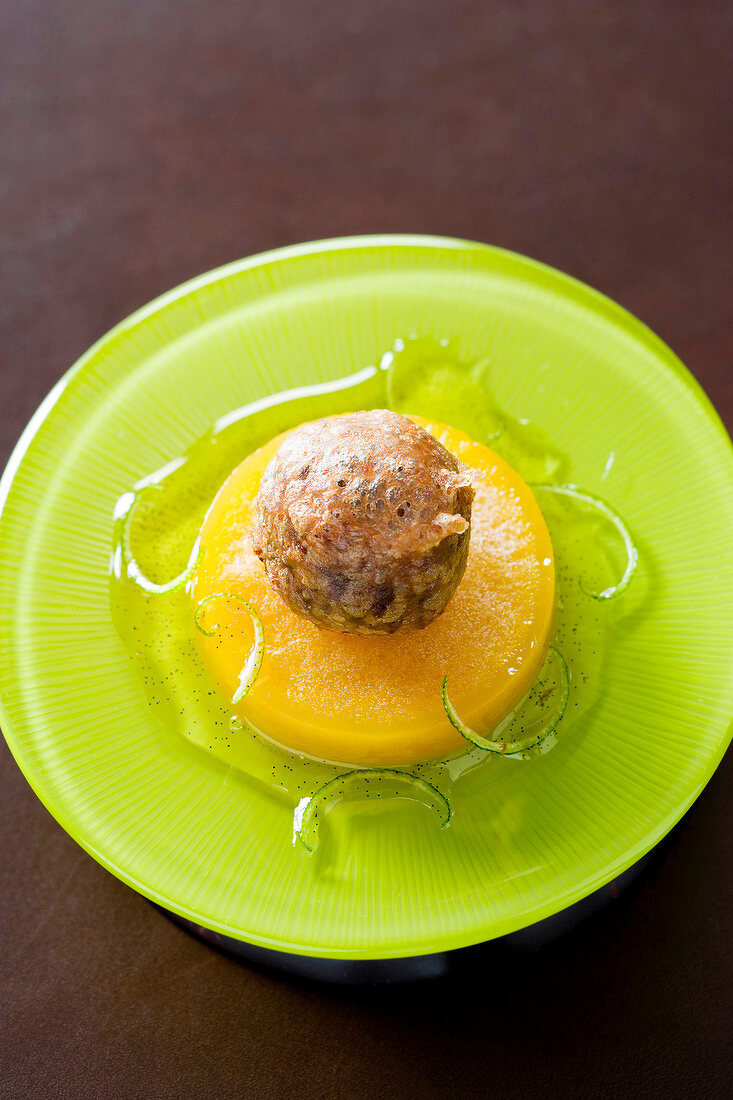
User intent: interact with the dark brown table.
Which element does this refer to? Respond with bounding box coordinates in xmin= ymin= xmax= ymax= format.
xmin=2 ymin=3 xmax=731 ymax=1097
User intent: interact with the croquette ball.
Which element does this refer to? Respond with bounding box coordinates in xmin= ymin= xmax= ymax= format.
xmin=251 ymin=410 xmax=474 ymax=634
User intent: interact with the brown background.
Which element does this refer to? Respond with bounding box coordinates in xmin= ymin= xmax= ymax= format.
xmin=1 ymin=2 xmax=731 ymax=1097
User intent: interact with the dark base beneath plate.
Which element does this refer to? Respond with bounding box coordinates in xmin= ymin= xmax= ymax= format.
xmin=159 ymin=847 xmax=656 ymax=984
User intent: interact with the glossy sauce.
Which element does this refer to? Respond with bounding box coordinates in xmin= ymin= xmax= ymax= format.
xmin=110 ymin=338 xmax=621 ymax=817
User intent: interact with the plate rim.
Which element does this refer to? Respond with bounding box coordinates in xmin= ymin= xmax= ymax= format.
xmin=1 ymin=233 xmax=732 ymax=960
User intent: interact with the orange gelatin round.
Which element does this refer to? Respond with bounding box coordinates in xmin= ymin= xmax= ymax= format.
xmin=193 ymin=416 xmax=555 ymax=766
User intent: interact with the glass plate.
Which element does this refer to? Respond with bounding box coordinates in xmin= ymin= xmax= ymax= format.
xmin=1 ymin=236 xmax=731 ymax=959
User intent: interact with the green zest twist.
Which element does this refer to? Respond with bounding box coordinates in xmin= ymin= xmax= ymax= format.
xmin=532 ymin=483 xmax=639 ymax=600
xmin=443 ymin=646 xmax=570 ymax=755
xmin=119 ymin=486 xmax=204 ymax=595
xmin=194 ymin=592 xmax=264 ymax=704
xmin=294 ymin=769 xmax=451 ymax=853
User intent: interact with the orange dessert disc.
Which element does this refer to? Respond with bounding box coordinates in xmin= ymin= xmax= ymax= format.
xmin=193 ymin=416 xmax=555 ymax=766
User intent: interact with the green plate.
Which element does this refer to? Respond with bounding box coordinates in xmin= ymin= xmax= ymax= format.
xmin=1 ymin=236 xmax=732 ymax=959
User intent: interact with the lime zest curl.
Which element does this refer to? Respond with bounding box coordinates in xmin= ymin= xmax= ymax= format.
xmin=442 ymin=646 xmax=570 ymax=755
xmin=194 ymin=592 xmax=264 ymax=704
xmin=531 ymin=483 xmax=638 ymax=600
xmin=294 ymin=769 xmax=451 ymax=853
xmin=118 ymin=486 xmax=203 ymax=595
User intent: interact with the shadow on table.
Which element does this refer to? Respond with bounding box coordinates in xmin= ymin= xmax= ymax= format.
xmin=159 ymin=833 xmax=669 ymax=987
